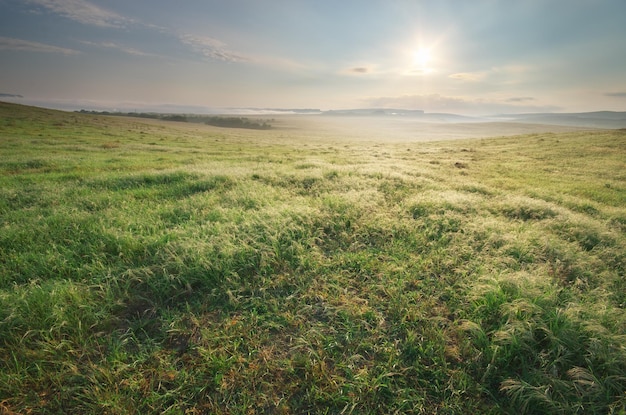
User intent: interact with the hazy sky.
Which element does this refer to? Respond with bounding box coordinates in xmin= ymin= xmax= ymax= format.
xmin=1 ymin=0 xmax=626 ymax=115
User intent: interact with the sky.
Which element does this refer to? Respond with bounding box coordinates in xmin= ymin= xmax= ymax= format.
xmin=1 ymin=0 xmax=626 ymax=115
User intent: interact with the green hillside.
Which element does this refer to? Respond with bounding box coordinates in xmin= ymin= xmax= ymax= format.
xmin=1 ymin=102 xmax=625 ymax=414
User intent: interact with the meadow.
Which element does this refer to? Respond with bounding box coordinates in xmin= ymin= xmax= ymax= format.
xmin=0 ymin=101 xmax=625 ymax=414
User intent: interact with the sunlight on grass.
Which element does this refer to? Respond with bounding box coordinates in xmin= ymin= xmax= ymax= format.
xmin=0 ymin=103 xmax=625 ymax=414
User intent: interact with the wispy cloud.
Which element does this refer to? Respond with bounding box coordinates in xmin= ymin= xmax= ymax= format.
xmin=340 ymin=65 xmax=378 ymax=76
xmin=179 ymin=34 xmax=250 ymax=63
xmin=25 ymin=0 xmax=130 ymax=27
xmin=606 ymin=92 xmax=626 ymax=98
xmin=79 ymin=40 xmax=158 ymax=57
xmin=506 ymin=97 xmax=535 ymax=103
xmin=349 ymin=67 xmax=370 ymax=74
xmin=450 ymin=65 xmax=531 ymax=83
xmin=0 ymin=36 xmax=80 ymax=55
xmin=449 ymin=72 xmax=487 ymax=82
xmin=404 ymin=68 xmax=435 ymax=76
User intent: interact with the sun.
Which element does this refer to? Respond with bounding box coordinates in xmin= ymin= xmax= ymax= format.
xmin=413 ymin=48 xmax=432 ymax=68
xmin=401 ymin=36 xmax=442 ymax=75
xmin=406 ymin=45 xmax=435 ymax=75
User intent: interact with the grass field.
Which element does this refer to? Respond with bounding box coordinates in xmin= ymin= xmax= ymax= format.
xmin=1 ymin=101 xmax=625 ymax=414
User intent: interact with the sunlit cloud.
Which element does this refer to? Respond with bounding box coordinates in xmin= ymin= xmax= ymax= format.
xmin=450 ymin=65 xmax=531 ymax=83
xmin=179 ymin=34 xmax=250 ymax=63
xmin=24 ymin=0 xmax=130 ymax=27
xmin=449 ymin=72 xmax=487 ymax=82
xmin=404 ymin=67 xmax=435 ymax=76
xmin=0 ymin=36 xmax=80 ymax=55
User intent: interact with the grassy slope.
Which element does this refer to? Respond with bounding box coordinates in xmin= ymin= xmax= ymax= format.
xmin=0 ymin=102 xmax=625 ymax=414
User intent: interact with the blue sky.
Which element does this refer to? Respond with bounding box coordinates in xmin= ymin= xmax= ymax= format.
xmin=1 ymin=0 xmax=625 ymax=115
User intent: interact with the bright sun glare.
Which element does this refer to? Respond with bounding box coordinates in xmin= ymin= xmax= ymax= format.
xmin=413 ymin=48 xmax=432 ymax=67
xmin=407 ymin=45 xmax=435 ymax=75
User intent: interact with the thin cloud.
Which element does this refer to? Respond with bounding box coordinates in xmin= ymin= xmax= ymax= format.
xmin=449 ymin=72 xmax=487 ymax=82
xmin=350 ymin=67 xmax=369 ymax=74
xmin=0 ymin=37 xmax=80 ymax=55
xmin=177 ymin=33 xmax=304 ymax=70
xmin=0 ymin=93 xmax=23 ymax=98
xmin=405 ymin=68 xmax=434 ymax=76
xmin=179 ymin=34 xmax=250 ymax=63
xmin=339 ymin=60 xmax=407 ymax=77
xmin=79 ymin=41 xmax=158 ymax=57
xmin=339 ymin=66 xmax=378 ymax=76
xmin=24 ymin=0 xmax=130 ymax=27
xmin=506 ymin=97 xmax=535 ymax=102
xmin=450 ymin=65 xmax=530 ymax=83
xmin=606 ymin=92 xmax=626 ymax=98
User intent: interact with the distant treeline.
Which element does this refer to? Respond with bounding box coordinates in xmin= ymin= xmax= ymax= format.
xmin=75 ymin=110 xmax=273 ymax=129
xmin=203 ymin=116 xmax=272 ymax=130
xmin=77 ymin=110 xmax=186 ymax=122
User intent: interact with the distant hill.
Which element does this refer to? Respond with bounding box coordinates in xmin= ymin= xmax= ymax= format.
xmin=3 ymin=100 xmax=625 ymax=129
xmin=320 ymin=108 xmax=626 ymax=128
xmin=494 ymin=111 xmax=626 ymax=129
xmin=0 ymin=93 xmax=23 ymax=98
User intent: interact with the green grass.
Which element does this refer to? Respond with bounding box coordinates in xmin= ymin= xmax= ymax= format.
xmin=1 ymin=101 xmax=625 ymax=414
